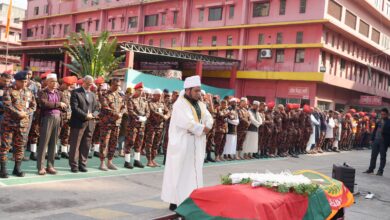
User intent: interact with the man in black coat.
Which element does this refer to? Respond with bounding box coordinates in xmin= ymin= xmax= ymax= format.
xmin=364 ymin=108 xmax=390 ymax=176
xmin=68 ymin=75 xmax=99 ymax=173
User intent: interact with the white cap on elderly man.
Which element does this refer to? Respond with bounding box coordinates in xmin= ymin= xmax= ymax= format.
xmin=253 ymin=101 xmax=260 ymax=105
xmin=241 ymin=97 xmax=248 ymax=102
xmin=201 ymin=90 xmax=206 ymax=95
xmin=144 ymin=88 xmax=151 ymax=94
xmin=229 ymin=98 xmax=238 ymax=102
xmin=184 ymin=75 xmax=201 ymax=89
xmin=46 ymin=73 xmax=57 ymax=80
xmin=153 ymin=89 xmax=162 ymax=95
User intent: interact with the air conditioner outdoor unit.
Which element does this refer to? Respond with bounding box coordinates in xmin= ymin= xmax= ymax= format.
xmin=260 ymin=49 xmax=272 ymax=58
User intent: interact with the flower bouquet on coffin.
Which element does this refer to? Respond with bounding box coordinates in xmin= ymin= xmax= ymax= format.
xmin=221 ymin=170 xmax=319 ymax=196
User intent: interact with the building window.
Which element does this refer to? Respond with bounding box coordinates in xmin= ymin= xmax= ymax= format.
xmin=161 ymin=13 xmax=166 ymax=25
xmin=345 ymin=10 xmax=357 ymax=29
xmin=197 ymin=36 xmax=203 ymax=46
xmin=279 ymin=0 xmax=286 ymax=15
xmin=359 ymin=20 xmax=369 ymax=37
xmin=299 ymin=0 xmax=306 ymax=13
xmin=13 ymin=18 xmax=20 ymax=24
xmin=160 ymin=39 xmax=164 ymax=47
xmin=340 ymin=59 xmax=346 ymax=71
xmin=328 ymin=0 xmax=342 ymax=20
xmin=91 ymin=0 xmax=99 ymax=6
xmin=44 ymin=4 xmax=49 ymax=14
xmin=64 ymin=24 xmax=70 ymax=35
xmin=276 ymin=32 xmax=283 ymax=44
xmin=145 ymin=14 xmax=159 ymax=27
xmin=110 ymin=18 xmax=116 ymax=30
xmin=296 ymin=32 xmax=303 ymax=43
xmin=209 ymin=51 xmax=218 ymax=56
xmin=227 ymin=35 xmax=233 ymax=46
xmin=253 ymin=2 xmax=270 ymax=17
xmin=212 ymin=36 xmax=217 ymax=46
xmin=171 ymin=38 xmax=176 ymax=47
xmin=34 ymin=7 xmax=39 ymax=15
xmin=209 ymin=7 xmax=223 ymax=21
xmin=149 ymin=39 xmax=154 ymax=46
xmin=295 ymin=49 xmax=305 ymax=63
xmin=276 ymin=49 xmax=285 ymax=63
xmin=75 ymin=23 xmax=84 ymax=32
xmin=226 ymin=50 xmax=234 ymax=59
xmin=27 ymin=29 xmax=33 ymax=37
xmin=95 ymin=20 xmax=100 ymax=31
xmin=128 ymin=16 xmax=138 ymax=28
xmin=229 ymin=5 xmax=235 ymax=18
xmin=199 ymin=9 xmax=204 ymax=22
xmin=371 ymin=28 xmax=380 ymax=44
xmin=258 ymin=34 xmax=265 ymax=44
xmin=173 ymin=11 xmax=178 ymax=24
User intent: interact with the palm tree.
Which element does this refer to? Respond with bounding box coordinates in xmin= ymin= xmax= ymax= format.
xmin=63 ymin=31 xmax=125 ymax=78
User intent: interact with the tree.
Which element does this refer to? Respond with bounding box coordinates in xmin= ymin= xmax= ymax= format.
xmin=63 ymin=31 xmax=125 ymax=78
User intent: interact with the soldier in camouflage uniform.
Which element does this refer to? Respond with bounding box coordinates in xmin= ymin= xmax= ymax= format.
xmin=28 ymin=73 xmax=48 ymax=161
xmin=263 ymin=102 xmax=275 ymax=157
xmin=214 ymin=100 xmax=229 ymax=162
xmin=340 ymin=113 xmax=352 ymax=150
xmin=58 ymin=76 xmax=77 ymax=159
xmin=123 ymin=82 xmax=149 ymax=169
xmin=145 ymin=89 xmax=170 ymax=167
xmin=258 ymin=102 xmax=266 ymax=158
xmin=302 ymin=107 xmax=313 ymax=153
xmin=236 ymin=98 xmax=250 ymax=159
xmin=272 ymin=105 xmax=284 ymax=157
xmin=277 ymin=105 xmax=289 ymax=157
xmin=92 ymin=80 xmax=108 ymax=157
xmin=0 ymin=72 xmax=12 ymax=122
xmin=98 ymin=78 xmax=126 ymax=171
xmin=0 ymin=71 xmax=36 ymax=178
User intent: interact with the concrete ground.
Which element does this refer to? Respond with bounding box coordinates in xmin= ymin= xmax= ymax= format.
xmin=0 ymin=150 xmax=389 ymax=220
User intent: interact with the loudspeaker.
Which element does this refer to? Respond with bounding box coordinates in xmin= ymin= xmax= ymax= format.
xmin=332 ymin=163 xmax=356 ymax=193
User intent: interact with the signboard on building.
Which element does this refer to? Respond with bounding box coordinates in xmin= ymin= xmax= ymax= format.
xmin=288 ymin=87 xmax=309 ymax=99
xmin=359 ymin=96 xmax=382 ymax=106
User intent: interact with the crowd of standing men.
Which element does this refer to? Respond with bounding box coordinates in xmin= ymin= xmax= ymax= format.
xmin=0 ymin=68 xmax=384 ymax=178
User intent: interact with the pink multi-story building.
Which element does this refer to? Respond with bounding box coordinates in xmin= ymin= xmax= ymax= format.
xmin=0 ymin=3 xmax=24 ymax=72
xmin=17 ymin=0 xmax=390 ymax=110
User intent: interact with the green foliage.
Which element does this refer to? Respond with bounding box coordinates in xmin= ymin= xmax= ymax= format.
xmin=221 ymin=174 xmax=232 ymax=185
xmin=63 ymin=31 xmax=125 ymax=78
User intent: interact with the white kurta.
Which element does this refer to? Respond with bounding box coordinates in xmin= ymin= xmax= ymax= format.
xmin=306 ymin=114 xmax=320 ymax=151
xmin=325 ymin=118 xmax=335 ymax=139
xmin=161 ymin=96 xmax=213 ymax=206
xmin=243 ymin=110 xmax=262 ymax=153
xmin=223 ymin=118 xmax=239 ymax=155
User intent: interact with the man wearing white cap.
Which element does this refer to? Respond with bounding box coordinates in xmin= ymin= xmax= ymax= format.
xmin=145 ymin=88 xmax=170 ymax=167
xmin=37 ymin=73 xmax=67 ymax=175
xmin=161 ymin=75 xmax=214 ymax=211
xmin=223 ymin=98 xmax=240 ymax=160
xmin=243 ymin=101 xmax=263 ymax=159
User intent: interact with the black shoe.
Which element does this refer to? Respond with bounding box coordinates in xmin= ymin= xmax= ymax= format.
xmin=363 ymin=169 xmax=374 ymax=174
xmin=124 ymin=162 xmax=134 ymax=169
xmin=55 ymin=154 xmax=61 ymax=160
xmin=169 ymin=203 xmax=177 ymax=211
xmin=133 ymin=160 xmax=144 ymax=168
xmin=12 ymin=161 xmax=25 ymax=177
xmin=29 ymin=152 xmax=37 ymax=161
xmin=207 ymin=157 xmax=216 ymax=163
xmin=0 ymin=162 xmax=8 ymax=178
xmin=71 ymin=168 xmax=79 ymax=173
xmin=93 ymin=152 xmax=100 ymax=158
xmin=88 ymin=153 xmax=93 ymax=159
xmin=204 ymin=159 xmax=208 ymax=163
xmin=61 ymin=152 xmax=69 ymax=159
xmin=376 ymin=171 xmax=383 ymax=176
xmin=253 ymin=153 xmax=260 ymax=159
xmin=78 ymin=166 xmax=88 ymax=172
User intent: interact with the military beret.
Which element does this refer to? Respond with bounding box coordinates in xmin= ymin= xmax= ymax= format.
xmin=14 ymin=71 xmax=28 ymax=80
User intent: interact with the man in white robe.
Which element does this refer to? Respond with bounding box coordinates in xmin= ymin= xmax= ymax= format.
xmin=243 ymin=101 xmax=262 ymax=158
xmin=161 ymin=75 xmax=214 ymax=211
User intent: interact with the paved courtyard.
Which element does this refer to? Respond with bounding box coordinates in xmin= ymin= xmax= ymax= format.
xmin=0 ymin=150 xmax=389 ymax=220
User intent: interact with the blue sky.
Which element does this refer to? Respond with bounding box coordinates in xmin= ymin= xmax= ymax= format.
xmin=1 ymin=0 xmax=27 ymax=9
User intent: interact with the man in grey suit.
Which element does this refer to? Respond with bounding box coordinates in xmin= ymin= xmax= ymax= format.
xmin=68 ymin=75 xmax=99 ymax=173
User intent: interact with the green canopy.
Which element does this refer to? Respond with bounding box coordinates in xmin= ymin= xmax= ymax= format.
xmin=124 ymin=69 xmax=234 ymax=97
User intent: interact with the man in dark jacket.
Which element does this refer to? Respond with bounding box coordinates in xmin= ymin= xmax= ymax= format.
xmin=364 ymin=108 xmax=390 ymax=176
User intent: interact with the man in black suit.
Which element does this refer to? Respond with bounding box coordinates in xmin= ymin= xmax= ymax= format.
xmin=68 ymin=75 xmax=99 ymax=173
xmin=364 ymin=108 xmax=390 ymax=176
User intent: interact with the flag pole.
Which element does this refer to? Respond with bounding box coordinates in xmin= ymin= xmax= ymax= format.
xmin=5 ymin=0 xmax=13 ymax=72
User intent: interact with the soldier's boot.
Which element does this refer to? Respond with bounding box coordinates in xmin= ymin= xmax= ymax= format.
xmin=0 ymin=162 xmax=8 ymax=178
xmin=93 ymin=144 xmax=100 ymax=157
xmin=124 ymin=154 xmax=133 ymax=169
xmin=133 ymin=152 xmax=144 ymax=168
xmin=29 ymin=143 xmax=38 ymax=161
xmin=61 ymin=145 xmax=69 ymax=159
xmin=206 ymin=152 xmax=216 ymax=163
xmin=12 ymin=161 xmax=25 ymax=177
